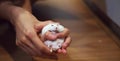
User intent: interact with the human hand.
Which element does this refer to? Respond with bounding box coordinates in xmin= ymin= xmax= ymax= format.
xmin=54 ymin=27 xmax=71 ymax=54
xmin=38 ymin=22 xmax=72 ymax=54
xmin=13 ymin=9 xmax=71 ymax=56
xmin=13 ymin=11 xmax=54 ymax=56
xmin=56 ymin=27 xmax=71 ymax=54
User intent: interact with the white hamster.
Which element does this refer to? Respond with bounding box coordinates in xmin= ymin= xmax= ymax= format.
xmin=41 ymin=23 xmax=65 ymax=52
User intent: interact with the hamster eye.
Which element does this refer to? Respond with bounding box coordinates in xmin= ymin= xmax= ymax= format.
xmin=58 ymin=45 xmax=61 ymax=48
xmin=51 ymin=25 xmax=54 ymax=26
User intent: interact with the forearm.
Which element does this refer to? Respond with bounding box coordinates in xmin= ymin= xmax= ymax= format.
xmin=0 ymin=2 xmax=25 ymax=23
xmin=0 ymin=0 xmax=32 ymax=25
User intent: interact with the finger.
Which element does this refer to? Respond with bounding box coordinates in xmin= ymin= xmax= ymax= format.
xmin=19 ymin=45 xmax=35 ymax=56
xmin=34 ymin=20 xmax=54 ymax=32
xmin=26 ymin=31 xmax=51 ymax=54
xmin=61 ymin=48 xmax=67 ymax=54
xmin=57 ymin=28 xmax=69 ymax=38
xmin=57 ymin=48 xmax=67 ymax=54
xmin=16 ymin=40 xmax=31 ymax=55
xmin=62 ymin=36 xmax=72 ymax=49
xmin=44 ymin=31 xmax=58 ymax=41
xmin=16 ymin=40 xmax=36 ymax=56
xmin=19 ymin=45 xmax=32 ymax=55
xmin=20 ymin=37 xmax=42 ymax=56
xmin=57 ymin=49 xmax=62 ymax=53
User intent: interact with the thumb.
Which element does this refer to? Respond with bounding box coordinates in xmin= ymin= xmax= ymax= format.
xmin=34 ymin=21 xmax=54 ymax=32
xmin=34 ymin=22 xmax=44 ymax=32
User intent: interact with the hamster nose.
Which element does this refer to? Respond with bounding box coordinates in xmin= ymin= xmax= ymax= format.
xmin=56 ymin=27 xmax=57 ymax=30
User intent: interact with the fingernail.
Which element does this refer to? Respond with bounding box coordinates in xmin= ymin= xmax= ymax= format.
xmin=50 ymin=49 xmax=53 ymax=53
xmin=62 ymin=49 xmax=67 ymax=54
xmin=58 ymin=49 xmax=62 ymax=53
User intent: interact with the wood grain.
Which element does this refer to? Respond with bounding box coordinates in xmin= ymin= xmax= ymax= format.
xmin=0 ymin=46 xmax=13 ymax=61
xmin=0 ymin=0 xmax=120 ymax=61
xmin=33 ymin=0 xmax=120 ymax=61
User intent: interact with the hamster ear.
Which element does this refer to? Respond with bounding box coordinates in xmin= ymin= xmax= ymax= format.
xmin=57 ymin=23 xmax=60 ymax=25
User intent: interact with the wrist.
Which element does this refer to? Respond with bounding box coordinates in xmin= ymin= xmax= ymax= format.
xmin=10 ymin=7 xmax=30 ymax=25
xmin=11 ymin=7 xmax=40 ymax=29
xmin=0 ymin=2 xmax=33 ymax=25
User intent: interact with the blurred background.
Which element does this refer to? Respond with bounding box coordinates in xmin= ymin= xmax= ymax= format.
xmin=0 ymin=0 xmax=120 ymax=61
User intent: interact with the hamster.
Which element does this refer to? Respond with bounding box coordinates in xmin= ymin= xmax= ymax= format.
xmin=41 ymin=23 xmax=65 ymax=52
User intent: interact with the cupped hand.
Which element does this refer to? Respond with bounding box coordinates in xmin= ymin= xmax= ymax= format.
xmin=14 ymin=10 xmax=71 ymax=57
xmin=36 ymin=21 xmax=72 ymax=54
xmin=14 ymin=11 xmax=54 ymax=56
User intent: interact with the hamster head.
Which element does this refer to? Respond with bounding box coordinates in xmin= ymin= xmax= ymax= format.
xmin=49 ymin=23 xmax=64 ymax=32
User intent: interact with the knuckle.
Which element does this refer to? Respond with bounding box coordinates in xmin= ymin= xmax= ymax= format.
xmin=45 ymin=32 xmax=50 ymax=37
xmin=65 ymin=28 xmax=70 ymax=36
xmin=65 ymin=28 xmax=70 ymax=32
xmin=16 ymin=41 xmax=19 ymax=46
xmin=20 ymin=36 xmax=28 ymax=43
xmin=47 ymin=20 xmax=53 ymax=23
xmin=45 ymin=32 xmax=49 ymax=37
xmin=60 ymin=33 xmax=64 ymax=36
xmin=16 ymin=40 xmax=21 ymax=46
xmin=67 ymin=37 xmax=72 ymax=44
xmin=25 ymin=30 xmax=34 ymax=37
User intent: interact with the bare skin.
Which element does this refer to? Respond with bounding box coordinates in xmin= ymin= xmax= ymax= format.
xmin=0 ymin=0 xmax=71 ymax=56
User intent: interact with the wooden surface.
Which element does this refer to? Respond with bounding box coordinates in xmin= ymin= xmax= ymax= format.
xmin=0 ymin=0 xmax=120 ymax=61
xmin=0 ymin=46 xmax=13 ymax=61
